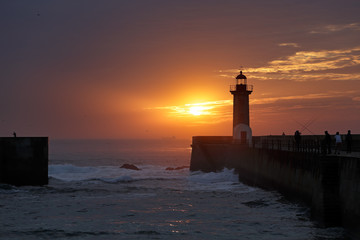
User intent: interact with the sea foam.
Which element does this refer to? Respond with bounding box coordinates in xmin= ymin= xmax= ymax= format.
xmin=48 ymin=164 xmax=254 ymax=193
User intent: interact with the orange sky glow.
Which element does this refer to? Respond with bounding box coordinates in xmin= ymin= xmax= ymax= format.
xmin=1 ymin=1 xmax=360 ymax=140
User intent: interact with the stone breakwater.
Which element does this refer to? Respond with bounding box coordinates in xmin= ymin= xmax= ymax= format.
xmin=190 ymin=135 xmax=360 ymax=237
xmin=0 ymin=137 xmax=48 ymax=186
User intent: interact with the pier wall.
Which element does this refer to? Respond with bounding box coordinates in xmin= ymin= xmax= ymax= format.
xmin=339 ymin=157 xmax=360 ymax=236
xmin=0 ymin=137 xmax=48 ymax=186
xmin=190 ymin=136 xmax=360 ymax=233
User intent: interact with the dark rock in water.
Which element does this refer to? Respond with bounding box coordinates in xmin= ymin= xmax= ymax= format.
xmin=165 ymin=166 xmax=190 ymax=171
xmin=120 ymin=164 xmax=140 ymax=171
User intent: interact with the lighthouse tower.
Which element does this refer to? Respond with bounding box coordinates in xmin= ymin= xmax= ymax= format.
xmin=230 ymin=71 xmax=253 ymax=144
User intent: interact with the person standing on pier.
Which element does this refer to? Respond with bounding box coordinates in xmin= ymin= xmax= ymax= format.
xmin=324 ymin=131 xmax=332 ymax=154
xmin=294 ymin=130 xmax=301 ymax=151
xmin=346 ymin=130 xmax=352 ymax=154
xmin=334 ymin=132 xmax=342 ymax=154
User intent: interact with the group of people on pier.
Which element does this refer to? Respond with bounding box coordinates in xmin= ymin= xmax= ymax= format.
xmin=294 ymin=130 xmax=353 ymax=155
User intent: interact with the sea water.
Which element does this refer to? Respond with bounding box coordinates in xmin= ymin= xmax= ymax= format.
xmin=0 ymin=139 xmax=351 ymax=239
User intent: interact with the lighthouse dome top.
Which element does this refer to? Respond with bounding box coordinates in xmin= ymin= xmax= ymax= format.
xmin=236 ymin=71 xmax=247 ymax=80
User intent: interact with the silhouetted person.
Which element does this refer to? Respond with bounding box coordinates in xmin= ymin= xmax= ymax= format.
xmin=334 ymin=132 xmax=342 ymax=154
xmin=346 ymin=130 xmax=352 ymax=154
xmin=324 ymin=131 xmax=331 ymax=154
xmin=294 ymin=130 xmax=301 ymax=151
xmin=13 ymin=131 xmax=16 ymax=137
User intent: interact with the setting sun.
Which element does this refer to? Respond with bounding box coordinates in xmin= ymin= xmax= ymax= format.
xmin=189 ymin=106 xmax=206 ymax=116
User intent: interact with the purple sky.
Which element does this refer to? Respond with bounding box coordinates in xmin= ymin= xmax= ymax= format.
xmin=1 ymin=0 xmax=360 ymax=139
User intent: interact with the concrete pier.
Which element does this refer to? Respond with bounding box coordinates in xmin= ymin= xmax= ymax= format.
xmin=190 ymin=135 xmax=360 ymax=235
xmin=0 ymin=137 xmax=48 ymax=186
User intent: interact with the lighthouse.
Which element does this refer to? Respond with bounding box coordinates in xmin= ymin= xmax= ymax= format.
xmin=230 ymin=71 xmax=253 ymax=144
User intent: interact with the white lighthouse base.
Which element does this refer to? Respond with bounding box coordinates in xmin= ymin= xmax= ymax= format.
xmin=233 ymin=124 xmax=252 ymax=145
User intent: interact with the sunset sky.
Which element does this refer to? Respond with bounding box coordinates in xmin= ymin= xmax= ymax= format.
xmin=1 ymin=0 xmax=360 ymax=139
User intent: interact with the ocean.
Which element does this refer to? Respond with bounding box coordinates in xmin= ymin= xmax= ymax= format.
xmin=0 ymin=139 xmax=351 ymax=239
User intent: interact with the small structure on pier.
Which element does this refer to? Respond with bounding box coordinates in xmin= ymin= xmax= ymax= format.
xmin=230 ymin=71 xmax=253 ymax=145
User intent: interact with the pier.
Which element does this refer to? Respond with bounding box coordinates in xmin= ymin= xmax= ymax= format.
xmin=190 ymin=135 xmax=360 ymax=235
xmin=190 ymin=70 xmax=360 ymax=235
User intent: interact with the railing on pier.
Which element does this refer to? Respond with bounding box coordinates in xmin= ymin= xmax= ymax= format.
xmin=191 ymin=135 xmax=360 ymax=154
xmin=252 ymin=136 xmax=322 ymax=154
xmin=252 ymin=134 xmax=360 ymax=154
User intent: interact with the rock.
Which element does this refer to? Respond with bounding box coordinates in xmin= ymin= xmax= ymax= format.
xmin=120 ymin=164 xmax=140 ymax=171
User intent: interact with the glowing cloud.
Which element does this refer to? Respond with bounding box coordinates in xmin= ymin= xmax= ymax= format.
xmin=220 ymin=46 xmax=360 ymax=81
xmin=278 ymin=43 xmax=300 ymax=48
xmin=149 ymin=91 xmax=359 ymax=120
xmin=250 ymin=91 xmax=357 ymax=105
xmin=310 ymin=22 xmax=360 ymax=34
xmin=260 ymin=47 xmax=360 ymax=73
xmin=148 ymin=100 xmax=232 ymax=124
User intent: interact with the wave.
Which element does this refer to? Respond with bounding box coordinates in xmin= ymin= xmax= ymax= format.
xmin=11 ymin=228 xmax=119 ymax=238
xmin=86 ymin=176 xmax=134 ymax=184
xmin=187 ymin=168 xmax=256 ymax=193
xmin=0 ymin=183 xmax=21 ymax=194
xmin=48 ymin=164 xmax=187 ymax=183
xmin=48 ymin=164 xmax=255 ymax=193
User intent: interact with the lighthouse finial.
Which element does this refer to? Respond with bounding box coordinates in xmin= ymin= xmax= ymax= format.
xmin=236 ymin=71 xmax=247 ymax=80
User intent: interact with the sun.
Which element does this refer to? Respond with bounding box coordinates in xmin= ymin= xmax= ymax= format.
xmin=189 ymin=106 xmax=206 ymax=116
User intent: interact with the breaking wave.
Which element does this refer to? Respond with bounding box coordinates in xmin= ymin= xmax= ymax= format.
xmin=48 ymin=164 xmax=254 ymax=193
